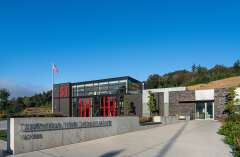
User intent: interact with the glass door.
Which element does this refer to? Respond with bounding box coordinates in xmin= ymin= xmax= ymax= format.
xmin=195 ymin=102 xmax=214 ymax=120
xmin=206 ymin=102 xmax=214 ymax=119
xmin=196 ymin=102 xmax=205 ymax=119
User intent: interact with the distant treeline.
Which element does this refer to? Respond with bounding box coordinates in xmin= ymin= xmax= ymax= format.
xmin=0 ymin=89 xmax=51 ymax=115
xmin=145 ymin=59 xmax=240 ymax=89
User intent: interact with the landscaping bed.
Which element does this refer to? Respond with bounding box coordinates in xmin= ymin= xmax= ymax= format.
xmin=139 ymin=116 xmax=152 ymax=124
xmin=218 ymin=114 xmax=240 ymax=157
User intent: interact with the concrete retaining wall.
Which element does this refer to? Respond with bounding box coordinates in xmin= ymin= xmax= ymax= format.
xmin=10 ymin=117 xmax=139 ymax=154
xmin=161 ymin=116 xmax=178 ymax=125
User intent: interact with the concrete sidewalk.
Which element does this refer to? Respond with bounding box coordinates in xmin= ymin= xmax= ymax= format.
xmin=9 ymin=121 xmax=232 ymax=157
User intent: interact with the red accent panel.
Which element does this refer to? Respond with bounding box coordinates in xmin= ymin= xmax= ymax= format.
xmin=79 ymin=98 xmax=82 ymax=117
xmin=60 ymin=86 xmax=65 ymax=97
xmin=84 ymin=98 xmax=86 ymax=117
xmin=103 ymin=96 xmax=106 ymax=117
xmin=108 ymin=96 xmax=111 ymax=117
xmin=65 ymin=84 xmax=69 ymax=97
xmin=88 ymin=98 xmax=91 ymax=117
xmin=60 ymin=84 xmax=69 ymax=97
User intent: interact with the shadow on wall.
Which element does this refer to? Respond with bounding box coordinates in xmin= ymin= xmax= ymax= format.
xmin=99 ymin=149 xmax=125 ymax=157
xmin=158 ymin=122 xmax=188 ymax=157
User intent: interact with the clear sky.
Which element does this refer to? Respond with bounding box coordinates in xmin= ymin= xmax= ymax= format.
xmin=0 ymin=0 xmax=240 ymax=97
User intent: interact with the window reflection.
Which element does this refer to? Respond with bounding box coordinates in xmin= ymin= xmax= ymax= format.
xmin=71 ymin=78 xmax=141 ymax=97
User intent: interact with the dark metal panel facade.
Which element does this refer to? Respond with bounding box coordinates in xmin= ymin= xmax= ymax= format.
xmin=125 ymin=94 xmax=142 ymax=116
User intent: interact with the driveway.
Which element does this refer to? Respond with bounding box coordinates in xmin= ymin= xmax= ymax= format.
xmin=9 ymin=121 xmax=232 ymax=157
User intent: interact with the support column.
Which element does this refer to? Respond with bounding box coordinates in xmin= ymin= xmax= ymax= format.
xmin=112 ymin=97 xmax=116 ymax=117
xmin=108 ymin=96 xmax=111 ymax=117
xmin=84 ymin=98 xmax=86 ymax=117
xmin=204 ymin=102 xmax=207 ymax=120
xmin=79 ymin=98 xmax=82 ymax=117
xmin=103 ymin=96 xmax=106 ymax=117
xmin=88 ymin=98 xmax=91 ymax=117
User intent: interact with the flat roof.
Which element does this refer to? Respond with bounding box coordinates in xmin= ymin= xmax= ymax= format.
xmin=55 ymin=76 xmax=142 ymax=85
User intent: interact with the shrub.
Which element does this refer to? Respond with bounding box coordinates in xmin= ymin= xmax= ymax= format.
xmin=219 ymin=121 xmax=240 ymax=145
xmin=236 ymin=138 xmax=240 ymax=157
xmin=0 ymin=130 xmax=7 ymax=141
xmin=219 ymin=114 xmax=240 ymax=156
xmin=226 ymin=114 xmax=240 ymax=122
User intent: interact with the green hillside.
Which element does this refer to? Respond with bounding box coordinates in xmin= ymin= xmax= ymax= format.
xmin=145 ymin=59 xmax=240 ymax=89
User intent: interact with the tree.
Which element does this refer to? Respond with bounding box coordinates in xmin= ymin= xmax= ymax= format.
xmin=147 ymin=91 xmax=157 ymax=116
xmin=165 ymin=70 xmax=191 ymax=87
xmin=23 ymin=97 xmax=31 ymax=107
xmin=0 ymin=89 xmax=10 ymax=113
xmin=123 ymin=96 xmax=130 ymax=116
xmin=192 ymin=64 xmax=197 ymax=73
xmin=196 ymin=65 xmax=208 ymax=74
xmin=146 ymin=74 xmax=161 ymax=89
xmin=233 ymin=59 xmax=240 ymax=75
xmin=234 ymin=59 xmax=240 ymax=69
xmin=224 ymin=87 xmax=238 ymax=115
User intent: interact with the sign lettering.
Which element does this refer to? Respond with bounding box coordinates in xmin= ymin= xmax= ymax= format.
xmin=20 ymin=120 xmax=112 ymax=132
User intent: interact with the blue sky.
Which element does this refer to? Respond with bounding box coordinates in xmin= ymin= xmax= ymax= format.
xmin=0 ymin=0 xmax=240 ymax=97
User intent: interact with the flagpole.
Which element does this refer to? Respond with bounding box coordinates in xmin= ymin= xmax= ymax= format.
xmin=52 ymin=64 xmax=54 ymax=113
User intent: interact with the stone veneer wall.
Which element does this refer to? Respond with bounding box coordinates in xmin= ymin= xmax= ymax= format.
xmin=169 ymin=91 xmax=195 ymax=119
xmin=154 ymin=92 xmax=164 ymax=116
xmin=214 ymin=88 xmax=227 ymax=120
xmin=169 ymin=89 xmax=227 ymax=120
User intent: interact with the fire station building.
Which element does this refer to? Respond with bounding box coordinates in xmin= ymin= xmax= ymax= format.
xmin=53 ymin=76 xmax=240 ymax=120
xmin=53 ymin=76 xmax=142 ymax=117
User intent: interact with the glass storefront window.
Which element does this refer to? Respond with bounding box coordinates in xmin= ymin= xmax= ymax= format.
xmin=118 ymin=82 xmax=127 ymax=94
xmin=72 ymin=86 xmax=77 ymax=97
xmin=85 ymin=83 xmax=94 ymax=96
xmin=128 ymin=80 xmax=142 ymax=94
xmin=77 ymin=85 xmax=85 ymax=96
xmin=109 ymin=82 xmax=119 ymax=90
xmin=93 ymin=83 xmax=99 ymax=95
xmin=108 ymin=81 xmax=119 ymax=95
xmin=72 ymin=79 xmax=135 ymax=96
xmin=99 ymin=82 xmax=108 ymax=94
xmin=72 ymin=98 xmax=77 ymax=116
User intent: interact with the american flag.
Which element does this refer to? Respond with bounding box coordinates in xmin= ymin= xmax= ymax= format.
xmin=52 ymin=64 xmax=58 ymax=73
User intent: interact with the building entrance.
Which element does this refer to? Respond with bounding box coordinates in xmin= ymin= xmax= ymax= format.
xmin=195 ymin=102 xmax=214 ymax=120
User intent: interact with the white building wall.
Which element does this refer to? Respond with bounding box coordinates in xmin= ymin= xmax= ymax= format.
xmin=195 ymin=89 xmax=215 ymax=101
xmin=142 ymin=87 xmax=186 ymax=116
xmin=235 ymin=87 xmax=240 ymax=105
